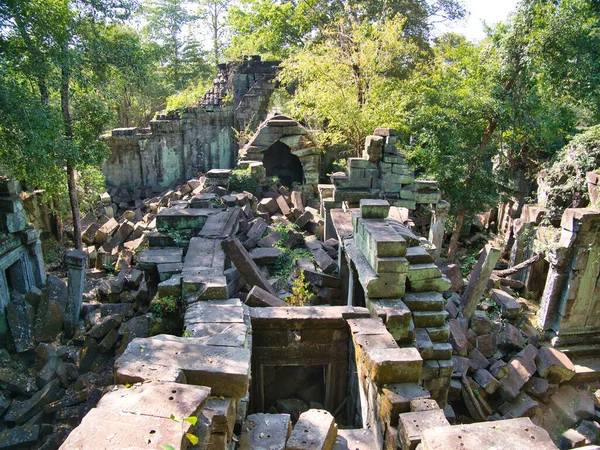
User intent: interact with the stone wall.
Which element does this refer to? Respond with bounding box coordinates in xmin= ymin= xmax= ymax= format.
xmin=102 ymin=57 xmax=279 ymax=190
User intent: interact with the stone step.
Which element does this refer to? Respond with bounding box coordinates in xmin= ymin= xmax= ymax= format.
xmin=415 ymin=328 xmax=434 ymax=360
xmin=345 ymin=239 xmax=406 ymax=298
xmin=238 ymin=413 xmax=291 ymax=450
xmin=198 ymin=209 xmax=242 ymax=238
xmin=403 ymin=292 xmax=444 ymax=312
xmin=116 ymin=336 xmax=250 ymax=398
xmin=404 ymin=246 xmax=434 ymax=265
xmin=398 ymin=408 xmax=450 ymax=450
xmin=362 ymin=346 xmax=423 ymax=384
xmin=184 ymin=237 xmax=225 ymax=271
xmin=366 ymin=299 xmax=412 ymax=341
xmin=333 ymin=428 xmax=378 ymax=449
xmin=287 ymin=409 xmax=337 ymax=450
xmin=156 ymin=207 xmax=215 ymax=231
xmin=412 ymin=310 xmax=448 ymax=328
xmin=426 ymin=324 xmax=450 ymax=343
xmin=380 ymin=382 xmax=431 ymax=426
xmin=407 ymin=275 xmax=452 ymax=293
xmin=407 ymin=264 xmax=442 ymax=282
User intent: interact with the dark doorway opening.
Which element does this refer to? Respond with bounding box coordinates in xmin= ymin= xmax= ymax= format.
xmin=263 ymin=141 xmax=304 ymax=187
xmin=6 ymin=259 xmax=27 ymax=295
xmin=262 ymin=364 xmax=327 ymax=422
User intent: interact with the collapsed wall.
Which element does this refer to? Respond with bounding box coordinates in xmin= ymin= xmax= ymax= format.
xmin=101 ymin=57 xmax=279 ymax=190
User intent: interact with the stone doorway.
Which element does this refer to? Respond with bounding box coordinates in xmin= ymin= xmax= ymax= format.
xmin=263 ymin=141 xmax=304 ymax=187
xmin=261 ymin=364 xmax=328 ymax=419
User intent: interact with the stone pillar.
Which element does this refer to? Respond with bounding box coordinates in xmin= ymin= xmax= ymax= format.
xmin=460 ymin=245 xmax=501 ymax=319
xmin=23 ymin=227 xmax=46 ymax=287
xmin=537 ymin=208 xmax=600 ymax=344
xmin=428 ymin=201 xmax=449 ymax=263
xmin=587 ymin=172 xmax=600 ymax=207
xmin=65 ymin=249 xmax=87 ymax=334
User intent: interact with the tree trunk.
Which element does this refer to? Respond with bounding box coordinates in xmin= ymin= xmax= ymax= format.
xmin=60 ymin=47 xmax=82 ymax=250
xmin=447 ymin=204 xmax=466 ymax=261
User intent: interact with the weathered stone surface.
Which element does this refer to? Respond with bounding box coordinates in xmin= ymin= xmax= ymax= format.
xmin=222 ymin=237 xmax=278 ymax=296
xmin=549 ymin=385 xmax=596 ymax=427
xmin=535 ymin=347 xmax=576 ymax=383
xmin=0 ymin=424 xmax=40 ymax=449
xmin=448 ymin=319 xmax=468 ymax=357
xmin=498 ymin=392 xmax=540 ymax=420
xmin=203 ymin=396 xmax=236 ymax=437
xmin=114 ymin=360 xmax=186 ymax=384
xmin=473 ymin=369 xmax=499 ymax=394
xmin=238 ymin=413 xmax=291 ymax=450
xmin=97 ymin=381 xmax=210 ymax=421
xmin=490 ymin=289 xmax=522 ymax=319
xmin=500 ymin=323 xmax=526 ymax=350
xmin=250 ymin=247 xmax=282 ymax=264
xmin=360 ymin=199 xmax=390 ymax=219
xmin=5 ymin=379 xmax=60 ymax=424
xmin=420 ymin=417 xmax=556 ymax=449
xmin=363 ymin=346 xmax=422 ymax=384
xmin=398 ymin=409 xmax=450 ymax=450
xmin=333 ymin=428 xmax=378 ymax=450
xmin=247 ymin=285 xmax=287 ymax=307
xmin=287 ymin=409 xmax=337 ymax=450
xmin=6 ymin=294 xmax=35 ymax=353
xmin=461 ymin=245 xmax=501 ymax=318
xmin=367 ymin=299 xmax=411 ymax=341
xmin=116 ymin=337 xmax=250 ymax=398
xmin=380 ymin=382 xmax=431 ymax=426
xmin=89 ymin=314 xmax=122 ymax=339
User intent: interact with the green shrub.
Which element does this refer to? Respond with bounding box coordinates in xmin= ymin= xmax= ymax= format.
xmin=229 ymin=169 xmax=258 ymax=193
xmin=151 ymin=295 xmax=180 ymax=317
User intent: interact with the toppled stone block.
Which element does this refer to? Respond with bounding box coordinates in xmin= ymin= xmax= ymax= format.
xmin=380 ymin=383 xmax=431 ymax=425
xmin=239 ymin=413 xmax=291 ymax=450
xmin=535 ymin=347 xmax=576 ymax=384
xmin=6 ymin=294 xmax=35 ymax=353
xmin=247 ymin=286 xmax=288 ymax=307
xmin=287 ymin=409 xmax=337 ymax=450
xmin=490 ymin=289 xmax=522 ymax=319
xmin=398 ymin=409 xmax=450 ymax=450
xmin=363 ymin=346 xmax=422 ymax=384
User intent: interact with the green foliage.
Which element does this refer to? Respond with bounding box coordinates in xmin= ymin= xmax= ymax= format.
xmin=460 ymin=254 xmax=477 ymax=277
xmin=287 ymin=270 xmax=313 ymax=306
xmin=166 ymin=229 xmax=190 ymax=248
xmin=279 ymin=15 xmax=420 ymax=154
xmin=165 ymin=79 xmax=213 ymax=112
xmin=151 ymin=295 xmax=181 ymax=317
xmin=228 ymin=168 xmax=258 ymax=193
xmin=270 ymin=248 xmax=313 ymax=281
xmin=103 ymin=261 xmax=116 ymax=274
xmin=540 ymin=125 xmax=600 ymax=214
xmin=42 ymin=238 xmax=66 ymax=267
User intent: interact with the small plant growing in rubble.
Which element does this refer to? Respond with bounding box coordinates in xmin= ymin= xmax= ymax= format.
xmin=287 ymin=270 xmax=313 ymax=306
xmin=166 ymin=229 xmax=189 ymax=248
xmin=151 ymin=295 xmax=180 ymax=317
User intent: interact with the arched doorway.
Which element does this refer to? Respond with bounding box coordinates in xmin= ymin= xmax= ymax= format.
xmin=263 ymin=141 xmax=304 ymax=187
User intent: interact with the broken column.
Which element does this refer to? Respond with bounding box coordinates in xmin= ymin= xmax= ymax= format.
xmin=460 ymin=244 xmax=501 ymax=319
xmin=64 ymin=249 xmax=88 ymax=334
xmin=428 ymin=201 xmax=449 ymax=262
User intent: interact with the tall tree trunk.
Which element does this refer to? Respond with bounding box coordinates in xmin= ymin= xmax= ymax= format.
xmin=60 ymin=47 xmax=83 ymax=250
xmin=447 ymin=204 xmax=465 ymax=261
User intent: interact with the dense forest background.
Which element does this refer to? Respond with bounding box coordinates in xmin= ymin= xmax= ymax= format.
xmin=0 ymin=0 xmax=599 ymax=256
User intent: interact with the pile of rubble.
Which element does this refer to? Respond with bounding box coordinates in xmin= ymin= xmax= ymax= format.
xmin=444 ymin=258 xmax=600 ymax=448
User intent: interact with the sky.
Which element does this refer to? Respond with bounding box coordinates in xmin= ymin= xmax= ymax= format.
xmin=435 ymin=0 xmax=520 ymax=41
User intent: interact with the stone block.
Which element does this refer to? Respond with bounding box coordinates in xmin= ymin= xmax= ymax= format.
xmin=116 ymin=336 xmax=251 ymax=398
xmin=363 ymin=135 xmax=384 ymax=163
xmin=246 ymin=286 xmax=288 ymax=307
xmin=473 ymin=369 xmax=499 ymax=394
xmin=367 ymin=299 xmax=412 ymax=340
xmin=334 ymin=428 xmax=378 ymax=449
xmin=398 ymin=409 xmax=450 ymax=450
xmin=412 ymin=310 xmax=448 ymax=328
xmin=363 ymin=346 xmax=422 ymax=384
xmin=407 ymin=264 xmax=442 ymax=282
xmin=6 ymin=295 xmax=35 ymax=353
xmin=239 ymin=413 xmax=291 ymax=450
xmin=203 ymin=396 xmax=236 ymax=438
xmin=407 ymin=276 xmax=451 ymax=293
xmin=360 ymin=199 xmax=390 ymax=219
xmin=380 ymin=383 xmax=431 ymax=426
xmin=535 ymin=347 xmax=576 ymax=383
xmin=373 ymin=256 xmax=409 ymax=274
xmin=250 ymin=247 xmax=282 ymax=264
xmin=286 ymin=409 xmax=337 ymax=450
xmin=490 ymin=289 xmax=522 ymax=319
xmin=420 ymin=417 xmax=556 ymax=449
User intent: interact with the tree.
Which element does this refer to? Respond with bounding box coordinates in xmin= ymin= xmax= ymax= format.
xmin=279 ymin=15 xmax=420 ymax=154
xmin=196 ymin=0 xmax=231 ymax=67
xmin=0 ymin=0 xmax=138 ymax=249
xmin=227 ymin=0 xmax=465 ymax=59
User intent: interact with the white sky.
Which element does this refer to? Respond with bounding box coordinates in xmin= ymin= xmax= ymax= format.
xmin=435 ymin=0 xmax=521 ymax=41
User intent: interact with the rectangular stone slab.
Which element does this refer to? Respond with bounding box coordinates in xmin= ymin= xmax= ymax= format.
xmin=184 ymin=302 xmax=244 ymax=324
xmin=380 ymin=382 xmax=431 ymax=426
xmin=114 ymin=361 xmax=187 ymax=385
xmin=138 ymin=248 xmax=183 ymax=270
xmin=96 ymin=381 xmax=210 ymax=420
xmin=403 ymin=292 xmax=445 ymax=312
xmin=156 ymin=208 xmax=214 ymax=231
xmin=363 ymin=346 xmax=423 ymax=384
xmin=250 ymin=306 xmax=370 ymax=329
xmin=239 ymin=413 xmax=291 ymax=450
xmin=183 ymin=323 xmax=248 ymax=347
xmin=58 ymin=407 xmax=191 ymax=450
xmin=116 ymin=337 xmax=250 ymax=398
xmin=333 ymin=428 xmax=379 ymax=449
xmin=420 ymin=417 xmax=557 ymax=450
xmin=399 ymin=408 xmax=450 ymax=450
xmin=286 ymin=409 xmax=337 ymax=450
xmin=184 ymin=237 xmax=225 ymax=271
